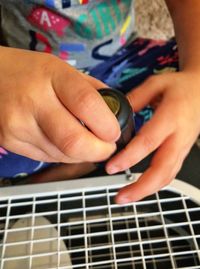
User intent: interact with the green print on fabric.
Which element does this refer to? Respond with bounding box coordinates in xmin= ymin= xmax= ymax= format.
xmin=97 ymin=2 xmax=116 ymax=35
xmin=111 ymin=0 xmax=121 ymax=22
xmin=153 ymin=67 xmax=177 ymax=74
xmin=119 ymin=67 xmax=147 ymax=83
xmin=74 ymin=14 xmax=92 ymax=39
xmin=74 ymin=0 xmax=130 ymax=39
xmin=91 ymin=9 xmax=103 ymax=39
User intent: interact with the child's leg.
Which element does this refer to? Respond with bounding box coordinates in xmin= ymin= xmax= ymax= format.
xmin=90 ymin=37 xmax=178 ymax=130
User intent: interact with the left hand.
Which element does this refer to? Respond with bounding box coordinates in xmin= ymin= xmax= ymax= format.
xmin=106 ymin=71 xmax=200 ymax=203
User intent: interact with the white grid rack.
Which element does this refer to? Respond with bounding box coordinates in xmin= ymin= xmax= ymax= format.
xmin=0 ymin=174 xmax=200 ymax=269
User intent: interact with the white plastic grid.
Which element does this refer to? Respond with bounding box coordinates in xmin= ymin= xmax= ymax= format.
xmin=0 ymin=174 xmax=199 ymax=269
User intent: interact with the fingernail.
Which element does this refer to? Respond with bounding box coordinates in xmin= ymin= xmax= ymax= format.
xmin=116 ymin=196 xmax=131 ymax=204
xmin=107 ymin=166 xmax=119 ymax=174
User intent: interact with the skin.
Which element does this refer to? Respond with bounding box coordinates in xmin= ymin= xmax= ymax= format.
xmin=106 ymin=0 xmax=200 ymax=203
xmin=1 ymin=1 xmax=200 ymax=203
xmin=0 ymin=47 xmax=120 ymax=164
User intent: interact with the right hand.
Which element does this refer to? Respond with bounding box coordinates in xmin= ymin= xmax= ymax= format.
xmin=0 ymin=47 xmax=120 ymax=163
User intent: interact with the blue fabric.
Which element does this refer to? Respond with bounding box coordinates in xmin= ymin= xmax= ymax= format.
xmin=0 ymin=37 xmax=178 ymax=178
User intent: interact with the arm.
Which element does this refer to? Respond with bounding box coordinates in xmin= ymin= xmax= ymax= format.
xmin=166 ymin=0 xmax=200 ymax=71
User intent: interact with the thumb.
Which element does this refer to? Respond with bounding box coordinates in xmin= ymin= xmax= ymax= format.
xmin=127 ymin=75 xmax=168 ymax=112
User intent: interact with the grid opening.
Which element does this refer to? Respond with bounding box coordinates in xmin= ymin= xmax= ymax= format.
xmin=0 ymin=182 xmax=199 ymax=269
xmin=143 ymin=257 xmax=173 ymax=269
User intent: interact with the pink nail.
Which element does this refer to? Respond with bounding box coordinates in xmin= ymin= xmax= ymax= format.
xmin=107 ymin=166 xmax=119 ymax=174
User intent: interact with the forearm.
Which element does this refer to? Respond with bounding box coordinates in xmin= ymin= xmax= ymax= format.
xmin=166 ymin=0 xmax=200 ymax=71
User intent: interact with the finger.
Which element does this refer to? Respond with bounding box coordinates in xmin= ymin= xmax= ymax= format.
xmin=29 ymin=126 xmax=81 ymax=163
xmin=115 ymin=134 xmax=185 ymax=203
xmin=127 ymin=75 xmax=167 ymax=112
xmin=106 ymin=102 xmax=174 ymax=173
xmin=29 ymin=162 xmax=96 ymax=183
xmin=38 ymin=100 xmax=116 ymax=162
xmin=12 ymin=116 xmax=81 ymax=163
xmin=53 ymin=68 xmax=120 ymax=142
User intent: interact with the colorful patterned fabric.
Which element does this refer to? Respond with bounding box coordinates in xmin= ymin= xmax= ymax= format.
xmin=0 ymin=0 xmax=135 ymax=68
xmin=0 ymin=37 xmax=178 ymax=178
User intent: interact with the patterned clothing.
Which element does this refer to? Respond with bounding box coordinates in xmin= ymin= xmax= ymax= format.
xmin=0 ymin=37 xmax=178 ymax=178
xmin=0 ymin=0 xmax=135 ymax=68
xmin=0 ymin=1 xmax=179 ymax=179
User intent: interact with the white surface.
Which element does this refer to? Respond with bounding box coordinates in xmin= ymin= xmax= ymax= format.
xmin=0 ymin=173 xmax=199 ymax=204
xmin=0 ymin=173 xmax=199 ymax=268
xmin=0 ymin=217 xmax=72 ymax=269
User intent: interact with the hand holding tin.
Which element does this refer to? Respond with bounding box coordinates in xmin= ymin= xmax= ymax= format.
xmin=99 ymin=88 xmax=135 ymax=181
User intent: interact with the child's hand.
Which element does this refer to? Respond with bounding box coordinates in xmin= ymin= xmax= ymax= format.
xmin=0 ymin=47 xmax=120 ymax=163
xmin=106 ymin=72 xmax=200 ymax=203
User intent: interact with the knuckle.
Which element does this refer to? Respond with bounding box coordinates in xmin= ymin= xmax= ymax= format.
xmin=36 ymin=53 xmax=59 ymax=79
xmin=146 ymin=75 xmax=158 ymax=86
xmin=2 ymin=111 xmax=30 ymax=141
xmin=4 ymin=113 xmax=19 ymax=135
xmin=162 ymin=176 xmax=173 ymax=189
xmin=59 ymin=132 xmax=83 ymax=158
xmin=76 ymin=88 xmax=97 ymax=113
xmin=140 ymin=133 xmax=156 ymax=153
xmin=146 ymin=74 xmax=165 ymax=89
xmin=40 ymin=52 xmax=57 ymax=64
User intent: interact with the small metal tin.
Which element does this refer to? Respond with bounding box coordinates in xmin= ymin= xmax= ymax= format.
xmin=99 ymin=88 xmax=135 ymax=151
xmin=101 ymin=94 xmax=120 ymax=116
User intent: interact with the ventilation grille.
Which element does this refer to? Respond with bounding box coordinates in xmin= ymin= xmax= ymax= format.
xmin=0 ymin=176 xmax=200 ymax=269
